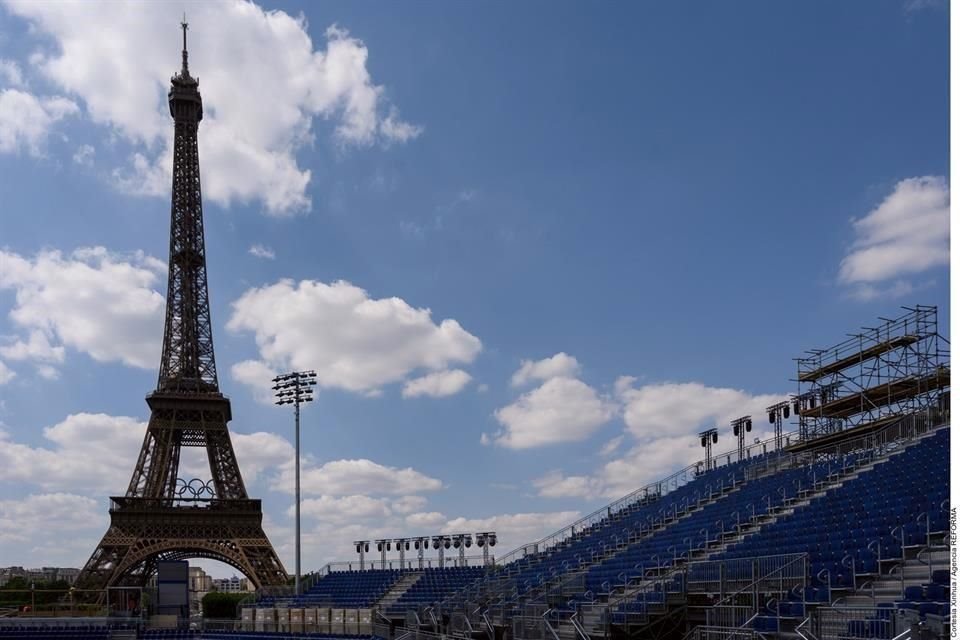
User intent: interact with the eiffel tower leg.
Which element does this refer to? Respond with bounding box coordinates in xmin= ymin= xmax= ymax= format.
xmin=206 ymin=428 xmax=246 ymax=500
xmin=76 ymin=523 xmax=135 ymax=592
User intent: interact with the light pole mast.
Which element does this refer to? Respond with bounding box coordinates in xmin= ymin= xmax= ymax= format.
xmin=272 ymin=370 xmax=316 ymax=595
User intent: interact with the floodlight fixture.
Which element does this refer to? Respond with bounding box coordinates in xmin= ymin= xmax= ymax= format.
xmin=698 ymin=428 xmax=718 ymax=471
xmin=731 ymin=416 xmax=751 ymax=462
xmin=766 ymin=400 xmax=791 ymax=450
xmin=271 ymin=369 xmax=318 ymax=595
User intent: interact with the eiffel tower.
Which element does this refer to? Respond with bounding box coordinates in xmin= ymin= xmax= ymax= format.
xmin=76 ymin=21 xmax=287 ymax=591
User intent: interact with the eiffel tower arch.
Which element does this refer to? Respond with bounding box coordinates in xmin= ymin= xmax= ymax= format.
xmin=76 ymin=21 xmax=287 ymax=591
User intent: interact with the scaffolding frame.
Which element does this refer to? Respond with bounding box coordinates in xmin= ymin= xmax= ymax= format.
xmin=794 ymin=305 xmax=949 ymax=442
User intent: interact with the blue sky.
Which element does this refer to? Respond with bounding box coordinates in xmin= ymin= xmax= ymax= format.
xmin=0 ymin=0 xmax=949 ymax=576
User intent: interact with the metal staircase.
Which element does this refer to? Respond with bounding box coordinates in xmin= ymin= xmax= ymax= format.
xmin=376 ymin=571 xmax=424 ymax=612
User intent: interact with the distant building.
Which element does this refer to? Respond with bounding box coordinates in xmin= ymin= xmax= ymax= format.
xmin=0 ymin=566 xmax=80 ymax=586
xmin=187 ymin=566 xmax=214 ymax=615
xmin=189 ymin=566 xmax=213 ymax=593
xmin=211 ymin=575 xmax=251 ymax=593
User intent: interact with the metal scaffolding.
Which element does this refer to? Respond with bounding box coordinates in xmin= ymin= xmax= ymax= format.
xmin=794 ymin=305 xmax=949 ymax=442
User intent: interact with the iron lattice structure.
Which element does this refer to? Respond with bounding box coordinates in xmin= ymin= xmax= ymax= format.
xmin=76 ymin=24 xmax=287 ymax=591
xmin=795 ymin=304 xmax=950 ymax=442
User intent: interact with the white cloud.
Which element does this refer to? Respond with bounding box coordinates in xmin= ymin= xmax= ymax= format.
xmin=402 ymin=369 xmax=472 ymax=398
xmin=510 ymin=352 xmax=580 ymax=387
xmin=227 ymin=279 xmax=481 ymax=395
xmin=298 ymin=495 xmax=392 ymax=523
xmin=405 ymin=511 xmax=447 ymax=531
xmin=72 ymin=143 xmax=95 ymax=166
xmin=296 ymin=494 xmax=426 ymax=524
xmin=0 ymin=59 xmax=24 ymax=87
xmin=617 ymin=380 xmax=783 ymax=441
xmin=440 ymin=511 xmax=581 ymax=550
xmin=231 ymin=431 xmax=296 ymax=485
xmin=532 ymin=471 xmax=601 ymax=499
xmin=839 ymin=176 xmax=949 ymax=297
xmin=492 ymin=376 xmax=616 ymax=449
xmin=537 ymin=380 xmax=785 ymax=500
xmin=0 ymin=360 xmax=14 ymax=385
xmin=5 ymin=1 xmax=421 ymax=215
xmin=273 ymin=458 xmax=443 ymax=497
xmin=0 ymin=412 xmax=294 ymax=495
xmin=0 ymin=89 xmax=78 ymax=156
xmin=393 ymin=495 xmax=427 ymax=514
xmin=248 ymin=244 xmax=276 ymax=260
xmin=598 ymin=434 xmax=623 ymax=456
xmin=380 ymin=106 xmax=424 ymax=144
xmin=0 ymin=494 xmax=105 ymax=553
xmin=230 ymin=359 xmax=278 ymax=404
xmin=0 ymin=247 xmax=165 ymax=371
xmin=35 ymin=364 xmax=59 ymax=380
xmin=847 ymin=279 xmax=929 ymax=302
xmin=0 ymin=413 xmax=146 ymax=492
xmin=0 ymin=329 xmax=66 ymax=364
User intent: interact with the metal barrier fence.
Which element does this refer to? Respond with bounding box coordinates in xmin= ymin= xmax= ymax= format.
xmin=0 ymin=616 xmax=138 ymax=629
xmin=0 ymin=588 xmax=147 ymax=619
xmin=688 ymin=553 xmax=808 ymax=597
xmin=812 ymin=605 xmax=901 ymax=640
xmin=704 ymin=606 xmax=754 ymax=630
xmin=683 ymin=625 xmax=759 ymax=640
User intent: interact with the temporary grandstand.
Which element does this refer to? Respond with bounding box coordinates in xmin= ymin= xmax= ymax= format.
xmin=210 ymin=307 xmax=952 ymax=640
xmin=0 ymin=311 xmax=950 ymax=640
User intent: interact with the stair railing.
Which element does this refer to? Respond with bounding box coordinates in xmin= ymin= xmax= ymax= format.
xmin=569 ymin=610 xmax=589 ymax=640
xmin=541 ymin=608 xmax=560 ymax=640
xmin=702 ymin=553 xmax=809 ymax=629
xmin=795 ymin=614 xmax=818 ymax=640
xmin=482 ymin=610 xmax=495 ymax=640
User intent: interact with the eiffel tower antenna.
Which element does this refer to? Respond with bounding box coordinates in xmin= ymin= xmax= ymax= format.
xmin=76 ymin=22 xmax=287 ymax=592
xmin=180 ymin=14 xmax=189 ymax=76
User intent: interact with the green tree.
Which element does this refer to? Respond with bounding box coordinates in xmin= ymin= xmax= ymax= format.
xmin=201 ymin=592 xmax=246 ymax=619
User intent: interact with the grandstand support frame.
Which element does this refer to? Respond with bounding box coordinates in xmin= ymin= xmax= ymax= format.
xmin=766 ymin=401 xmax=790 ymax=450
xmin=699 ymin=429 xmax=718 ymax=472
xmin=730 ymin=417 xmax=752 ymax=462
xmin=795 ymin=305 xmax=949 ymax=442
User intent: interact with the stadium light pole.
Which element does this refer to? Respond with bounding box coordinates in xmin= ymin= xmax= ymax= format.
xmin=272 ymin=370 xmax=317 ymax=596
